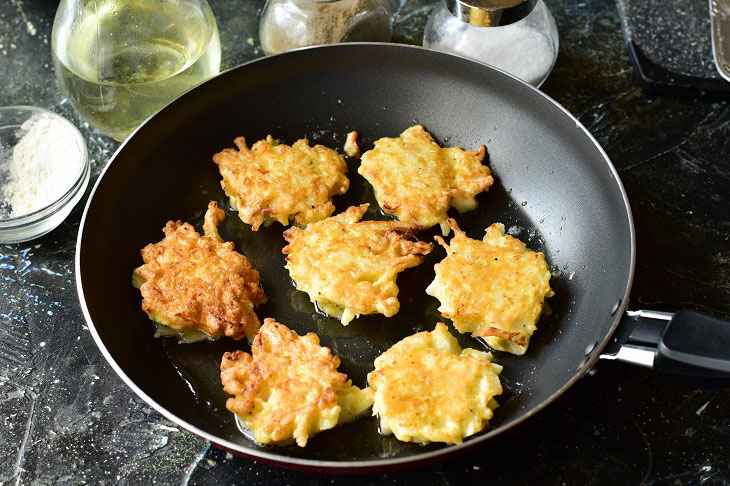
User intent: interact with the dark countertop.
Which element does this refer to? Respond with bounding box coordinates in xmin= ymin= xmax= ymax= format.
xmin=1 ymin=0 xmax=728 ymax=484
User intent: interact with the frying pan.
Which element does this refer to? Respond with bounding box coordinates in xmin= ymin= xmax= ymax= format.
xmin=75 ymin=43 xmax=730 ymax=473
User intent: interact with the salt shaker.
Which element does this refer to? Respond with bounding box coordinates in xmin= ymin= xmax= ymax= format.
xmin=423 ymin=0 xmax=559 ymax=87
xmin=260 ymin=0 xmax=392 ymax=56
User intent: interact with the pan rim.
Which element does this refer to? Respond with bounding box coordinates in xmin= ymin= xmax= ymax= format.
xmin=75 ymin=42 xmax=636 ymax=472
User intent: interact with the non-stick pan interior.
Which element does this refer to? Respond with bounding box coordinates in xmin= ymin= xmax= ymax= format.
xmin=77 ymin=44 xmax=633 ymax=466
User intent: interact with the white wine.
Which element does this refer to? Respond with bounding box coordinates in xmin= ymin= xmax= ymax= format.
xmin=52 ymin=0 xmax=221 ymax=141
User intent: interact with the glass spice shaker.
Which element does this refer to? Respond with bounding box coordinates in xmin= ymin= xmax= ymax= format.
xmin=423 ymin=0 xmax=558 ymax=87
xmin=260 ymin=0 xmax=392 ymax=56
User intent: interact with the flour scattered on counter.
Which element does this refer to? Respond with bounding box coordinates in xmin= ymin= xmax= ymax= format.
xmin=1 ymin=115 xmax=84 ymax=218
xmin=11 ymin=0 xmax=36 ymax=36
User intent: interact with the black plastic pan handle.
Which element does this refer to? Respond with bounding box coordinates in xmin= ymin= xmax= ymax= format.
xmin=600 ymin=309 xmax=730 ymax=388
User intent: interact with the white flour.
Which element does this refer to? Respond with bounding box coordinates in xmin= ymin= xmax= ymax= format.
xmin=1 ymin=115 xmax=83 ymax=218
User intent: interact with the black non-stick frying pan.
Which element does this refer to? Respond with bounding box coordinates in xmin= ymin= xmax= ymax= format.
xmin=75 ymin=44 xmax=730 ymax=473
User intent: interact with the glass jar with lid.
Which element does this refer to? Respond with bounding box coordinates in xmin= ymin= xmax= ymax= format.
xmin=260 ymin=0 xmax=392 ymax=56
xmin=423 ymin=0 xmax=558 ymax=87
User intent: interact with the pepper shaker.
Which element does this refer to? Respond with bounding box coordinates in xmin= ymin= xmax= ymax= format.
xmin=423 ymin=0 xmax=559 ymax=87
xmin=260 ymin=0 xmax=392 ymax=56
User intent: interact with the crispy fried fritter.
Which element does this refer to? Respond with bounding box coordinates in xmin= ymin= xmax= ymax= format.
xmin=220 ymin=318 xmax=374 ymax=447
xmin=425 ymin=219 xmax=554 ymax=355
xmin=358 ymin=125 xmax=493 ymax=235
xmin=132 ymin=202 xmax=266 ymax=342
xmin=213 ymin=135 xmax=350 ymax=231
xmin=282 ymin=204 xmax=432 ymax=325
xmin=368 ymin=322 xmax=502 ymax=445
xmin=344 ymin=131 xmax=360 ymax=157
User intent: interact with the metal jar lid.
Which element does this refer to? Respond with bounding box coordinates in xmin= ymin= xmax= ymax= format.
xmin=445 ymin=0 xmax=537 ymax=26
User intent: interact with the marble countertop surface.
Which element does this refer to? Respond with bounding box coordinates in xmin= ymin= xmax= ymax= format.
xmin=1 ymin=0 xmax=728 ymax=483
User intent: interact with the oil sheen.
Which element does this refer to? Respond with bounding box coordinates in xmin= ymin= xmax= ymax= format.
xmin=52 ymin=0 xmax=221 ymax=141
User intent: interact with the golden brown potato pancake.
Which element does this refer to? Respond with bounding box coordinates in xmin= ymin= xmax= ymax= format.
xmin=282 ymin=204 xmax=432 ymax=324
xmin=344 ymin=130 xmax=360 ymax=157
xmin=368 ymin=322 xmax=502 ymax=445
xmin=221 ymin=318 xmax=373 ymax=447
xmin=358 ymin=125 xmax=493 ymax=234
xmin=132 ymin=202 xmax=265 ymax=342
xmin=426 ymin=219 xmax=554 ymax=355
xmin=213 ymin=135 xmax=350 ymax=230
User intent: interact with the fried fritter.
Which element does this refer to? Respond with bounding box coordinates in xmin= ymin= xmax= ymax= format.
xmin=132 ymin=202 xmax=265 ymax=342
xmin=368 ymin=322 xmax=502 ymax=445
xmin=282 ymin=204 xmax=432 ymax=325
xmin=426 ymin=219 xmax=554 ymax=355
xmin=221 ymin=318 xmax=374 ymax=447
xmin=358 ymin=125 xmax=493 ymax=235
xmin=212 ymin=135 xmax=350 ymax=231
xmin=344 ymin=130 xmax=360 ymax=157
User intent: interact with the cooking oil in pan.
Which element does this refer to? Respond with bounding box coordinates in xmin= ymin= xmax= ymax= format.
xmin=52 ymin=0 xmax=221 ymax=141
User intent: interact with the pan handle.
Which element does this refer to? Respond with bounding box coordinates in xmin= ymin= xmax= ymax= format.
xmin=600 ymin=309 xmax=730 ymax=388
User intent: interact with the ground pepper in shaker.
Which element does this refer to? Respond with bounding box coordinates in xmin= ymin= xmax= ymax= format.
xmin=259 ymin=0 xmax=392 ymax=56
xmin=423 ymin=0 xmax=558 ymax=87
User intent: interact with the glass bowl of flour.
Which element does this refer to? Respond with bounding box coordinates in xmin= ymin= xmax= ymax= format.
xmin=0 ymin=106 xmax=89 ymax=243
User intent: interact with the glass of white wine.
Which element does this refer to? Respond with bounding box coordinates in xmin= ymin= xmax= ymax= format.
xmin=52 ymin=0 xmax=221 ymax=142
